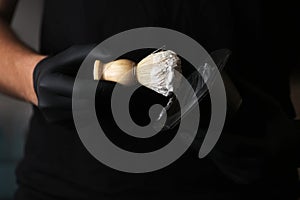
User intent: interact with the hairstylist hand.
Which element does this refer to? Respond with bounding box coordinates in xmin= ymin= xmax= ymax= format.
xmin=33 ymin=45 xmax=116 ymax=124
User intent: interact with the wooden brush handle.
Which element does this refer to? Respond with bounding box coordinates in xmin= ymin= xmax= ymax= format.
xmin=94 ymin=59 xmax=137 ymax=85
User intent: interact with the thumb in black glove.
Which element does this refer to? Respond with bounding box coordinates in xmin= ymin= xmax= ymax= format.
xmin=33 ymin=44 xmax=116 ymax=125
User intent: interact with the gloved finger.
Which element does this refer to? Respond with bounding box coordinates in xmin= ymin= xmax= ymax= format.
xmin=50 ymin=44 xmax=96 ymax=74
xmin=39 ymin=73 xmax=74 ymax=97
xmin=38 ymin=93 xmax=71 ymax=109
xmin=41 ymin=108 xmax=74 ymax=124
xmin=96 ymin=80 xmax=116 ymax=97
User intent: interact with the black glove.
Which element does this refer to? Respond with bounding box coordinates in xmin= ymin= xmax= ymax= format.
xmin=33 ymin=45 xmax=116 ymax=125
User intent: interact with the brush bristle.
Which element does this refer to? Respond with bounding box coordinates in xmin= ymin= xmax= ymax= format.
xmin=136 ymin=50 xmax=181 ymax=96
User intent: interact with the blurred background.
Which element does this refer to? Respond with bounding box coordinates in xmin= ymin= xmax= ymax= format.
xmin=0 ymin=0 xmax=42 ymax=199
xmin=0 ymin=0 xmax=299 ymax=199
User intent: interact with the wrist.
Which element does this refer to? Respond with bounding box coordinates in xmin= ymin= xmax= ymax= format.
xmin=23 ymin=54 xmax=47 ymax=105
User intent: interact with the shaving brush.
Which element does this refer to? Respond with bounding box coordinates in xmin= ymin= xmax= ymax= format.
xmin=94 ymin=59 xmax=136 ymax=85
xmin=93 ymin=50 xmax=182 ymax=96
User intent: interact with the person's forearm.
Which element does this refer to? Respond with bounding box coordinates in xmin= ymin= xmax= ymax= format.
xmin=0 ymin=18 xmax=46 ymax=105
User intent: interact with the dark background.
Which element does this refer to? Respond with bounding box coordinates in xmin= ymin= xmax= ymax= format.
xmin=0 ymin=0 xmax=299 ymax=199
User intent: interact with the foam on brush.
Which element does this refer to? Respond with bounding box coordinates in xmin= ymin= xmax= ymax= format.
xmin=136 ymin=50 xmax=182 ymax=96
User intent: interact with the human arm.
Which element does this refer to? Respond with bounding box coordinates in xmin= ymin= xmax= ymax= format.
xmin=0 ymin=0 xmax=46 ymax=105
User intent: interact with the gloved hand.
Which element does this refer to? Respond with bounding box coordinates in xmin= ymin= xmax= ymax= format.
xmin=33 ymin=45 xmax=116 ymax=125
